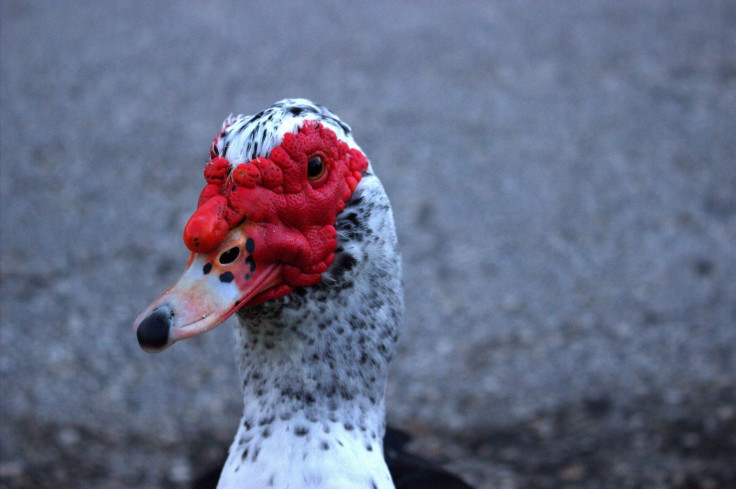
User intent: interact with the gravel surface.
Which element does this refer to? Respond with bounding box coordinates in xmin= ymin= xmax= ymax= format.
xmin=1 ymin=1 xmax=735 ymax=488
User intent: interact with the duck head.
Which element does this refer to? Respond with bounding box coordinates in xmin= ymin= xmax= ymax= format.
xmin=133 ymin=102 xmax=368 ymax=352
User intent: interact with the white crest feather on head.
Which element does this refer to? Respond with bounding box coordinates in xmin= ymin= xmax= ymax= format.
xmin=213 ymin=99 xmax=364 ymax=168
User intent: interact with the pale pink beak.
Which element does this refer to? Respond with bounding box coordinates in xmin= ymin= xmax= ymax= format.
xmin=133 ymin=224 xmax=282 ymax=352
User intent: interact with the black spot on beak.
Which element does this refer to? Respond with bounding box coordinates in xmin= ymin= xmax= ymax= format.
xmin=137 ymin=309 xmax=171 ymax=350
xmin=245 ymin=238 xmax=255 ymax=253
xmin=245 ymin=256 xmax=256 ymax=273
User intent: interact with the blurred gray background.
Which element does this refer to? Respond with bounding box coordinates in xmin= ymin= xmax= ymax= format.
xmin=1 ymin=1 xmax=735 ymax=488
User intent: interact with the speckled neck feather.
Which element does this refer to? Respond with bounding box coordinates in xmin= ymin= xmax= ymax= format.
xmin=212 ymin=101 xmax=403 ymax=489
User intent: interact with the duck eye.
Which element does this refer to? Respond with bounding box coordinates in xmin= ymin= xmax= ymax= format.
xmin=218 ymin=246 xmax=240 ymax=265
xmin=307 ymin=155 xmax=325 ymax=180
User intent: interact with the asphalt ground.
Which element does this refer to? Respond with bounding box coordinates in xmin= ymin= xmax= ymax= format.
xmin=1 ymin=1 xmax=735 ymax=488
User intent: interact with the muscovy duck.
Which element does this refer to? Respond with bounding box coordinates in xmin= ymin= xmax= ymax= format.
xmin=133 ymin=99 xmax=473 ymax=489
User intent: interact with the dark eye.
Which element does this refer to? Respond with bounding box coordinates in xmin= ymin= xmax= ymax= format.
xmin=307 ymin=155 xmax=325 ymax=180
xmin=218 ymin=246 xmax=240 ymax=265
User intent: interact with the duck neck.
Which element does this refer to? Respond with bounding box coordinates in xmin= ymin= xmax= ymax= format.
xmin=219 ymin=314 xmax=392 ymax=489
xmin=219 ymin=179 xmax=404 ymax=489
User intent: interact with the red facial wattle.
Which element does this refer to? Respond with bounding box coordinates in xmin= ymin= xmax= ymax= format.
xmin=134 ymin=120 xmax=368 ymax=351
xmin=185 ymin=120 xmax=367 ymax=292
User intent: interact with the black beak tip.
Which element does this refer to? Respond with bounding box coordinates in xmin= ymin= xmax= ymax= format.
xmin=136 ymin=309 xmax=171 ymax=351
